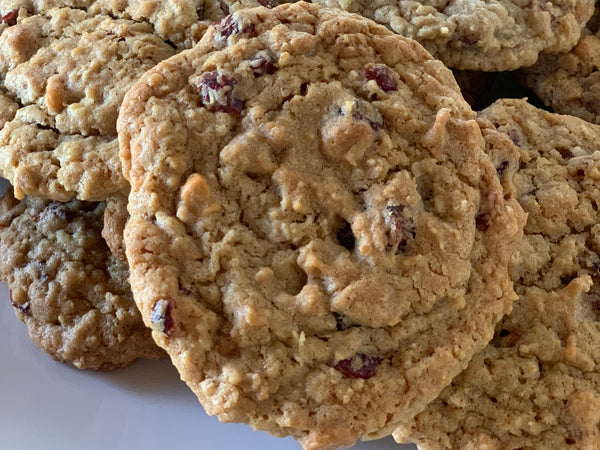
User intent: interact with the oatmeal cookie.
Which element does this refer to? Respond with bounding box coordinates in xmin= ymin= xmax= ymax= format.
xmin=0 ymin=7 xmax=176 ymax=201
xmin=0 ymin=0 xmax=265 ymax=50
xmin=0 ymin=186 xmax=165 ymax=370
xmin=521 ymin=10 xmax=600 ymax=124
xmin=119 ymin=3 xmax=524 ymax=448
xmin=313 ymin=0 xmax=595 ymax=71
xmin=395 ymin=98 xmax=600 ymax=450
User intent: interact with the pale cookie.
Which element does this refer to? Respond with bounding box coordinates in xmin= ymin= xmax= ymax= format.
xmin=0 ymin=186 xmax=165 ymax=370
xmin=395 ymin=98 xmax=600 ymax=450
xmin=119 ymin=3 xmax=524 ymax=448
xmin=313 ymin=0 xmax=595 ymax=71
xmin=521 ymin=10 xmax=600 ymax=124
xmin=0 ymin=7 xmax=176 ymax=201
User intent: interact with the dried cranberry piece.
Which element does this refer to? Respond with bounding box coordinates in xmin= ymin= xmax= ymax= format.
xmin=496 ymin=160 xmax=509 ymax=178
xmin=150 ymin=299 xmax=174 ymax=335
xmin=383 ymin=205 xmax=415 ymax=252
xmin=257 ymin=0 xmax=278 ymax=8
xmin=198 ymin=71 xmax=244 ymax=115
xmin=334 ymin=353 xmax=381 ymax=379
xmin=249 ymin=55 xmax=276 ymax=77
xmin=2 ymin=9 xmax=18 ymax=26
xmin=214 ymin=14 xmax=255 ymax=41
xmin=363 ymin=64 xmax=397 ymax=92
xmin=333 ymin=312 xmax=356 ymax=331
xmin=506 ymin=129 xmax=520 ymax=146
xmin=556 ymin=147 xmax=573 ymax=159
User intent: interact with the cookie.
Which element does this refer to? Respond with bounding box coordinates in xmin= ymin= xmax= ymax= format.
xmin=119 ymin=3 xmax=524 ymax=447
xmin=0 ymin=7 xmax=177 ymax=201
xmin=0 ymin=0 xmax=261 ymax=50
xmin=394 ymin=98 xmax=600 ymax=449
xmin=313 ymin=0 xmax=595 ymax=71
xmin=521 ymin=10 xmax=600 ymax=124
xmin=0 ymin=186 xmax=165 ymax=370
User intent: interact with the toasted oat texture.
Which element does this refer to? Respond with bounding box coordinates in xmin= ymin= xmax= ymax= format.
xmin=521 ymin=11 xmax=600 ymax=124
xmin=0 ymin=7 xmax=176 ymax=201
xmin=313 ymin=0 xmax=595 ymax=71
xmin=0 ymin=187 xmax=165 ymax=370
xmin=395 ymin=99 xmax=600 ymax=450
xmin=0 ymin=0 xmax=265 ymax=50
xmin=0 ymin=89 xmax=17 ymax=128
xmin=119 ymin=3 xmax=524 ymax=448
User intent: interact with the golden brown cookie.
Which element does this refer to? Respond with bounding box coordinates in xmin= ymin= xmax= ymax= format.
xmin=313 ymin=0 xmax=595 ymax=71
xmin=119 ymin=3 xmax=524 ymax=447
xmin=0 ymin=186 xmax=165 ymax=370
xmin=395 ymin=98 xmax=600 ymax=450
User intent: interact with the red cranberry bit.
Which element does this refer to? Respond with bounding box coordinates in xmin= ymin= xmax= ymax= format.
xmin=198 ymin=71 xmax=244 ymax=115
xmin=496 ymin=160 xmax=509 ymax=178
xmin=334 ymin=353 xmax=381 ymax=379
xmin=150 ymin=299 xmax=174 ymax=335
xmin=383 ymin=205 xmax=415 ymax=252
xmin=539 ymin=1 xmax=556 ymax=22
xmin=214 ymin=14 xmax=255 ymax=41
xmin=257 ymin=0 xmax=278 ymax=8
xmin=363 ymin=64 xmax=397 ymax=92
xmin=249 ymin=55 xmax=276 ymax=77
xmin=506 ymin=129 xmax=520 ymax=147
xmin=2 ymin=9 xmax=18 ymax=26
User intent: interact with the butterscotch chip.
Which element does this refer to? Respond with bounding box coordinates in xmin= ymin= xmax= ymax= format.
xmin=0 ymin=186 xmax=165 ymax=370
xmin=313 ymin=0 xmax=595 ymax=71
xmin=395 ymin=99 xmax=600 ymax=450
xmin=119 ymin=3 xmax=523 ymax=447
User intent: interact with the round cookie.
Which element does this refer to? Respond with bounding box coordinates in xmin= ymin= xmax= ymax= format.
xmin=394 ymin=98 xmax=600 ymax=449
xmin=119 ymin=3 xmax=524 ymax=447
xmin=0 ymin=186 xmax=165 ymax=370
xmin=313 ymin=0 xmax=595 ymax=71
xmin=521 ymin=10 xmax=600 ymax=124
xmin=0 ymin=9 xmax=173 ymax=201
xmin=0 ymin=7 xmax=176 ymax=201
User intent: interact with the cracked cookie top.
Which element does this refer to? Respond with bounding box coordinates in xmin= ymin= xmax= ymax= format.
xmin=0 ymin=186 xmax=165 ymax=370
xmin=119 ymin=3 xmax=524 ymax=448
xmin=521 ymin=8 xmax=600 ymax=124
xmin=395 ymin=99 xmax=600 ymax=450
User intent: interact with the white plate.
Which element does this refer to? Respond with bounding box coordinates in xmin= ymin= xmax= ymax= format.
xmin=0 ymin=178 xmax=415 ymax=450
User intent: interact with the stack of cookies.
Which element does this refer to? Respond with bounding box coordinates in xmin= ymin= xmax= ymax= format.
xmin=0 ymin=1 xmax=598 ymax=449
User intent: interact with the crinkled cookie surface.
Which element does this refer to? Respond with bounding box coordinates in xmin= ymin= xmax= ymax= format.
xmin=0 ymin=187 xmax=165 ymax=370
xmin=119 ymin=3 xmax=524 ymax=447
xmin=521 ymin=9 xmax=600 ymax=124
xmin=313 ymin=0 xmax=595 ymax=71
xmin=394 ymin=99 xmax=600 ymax=450
xmin=0 ymin=7 xmax=176 ymax=200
